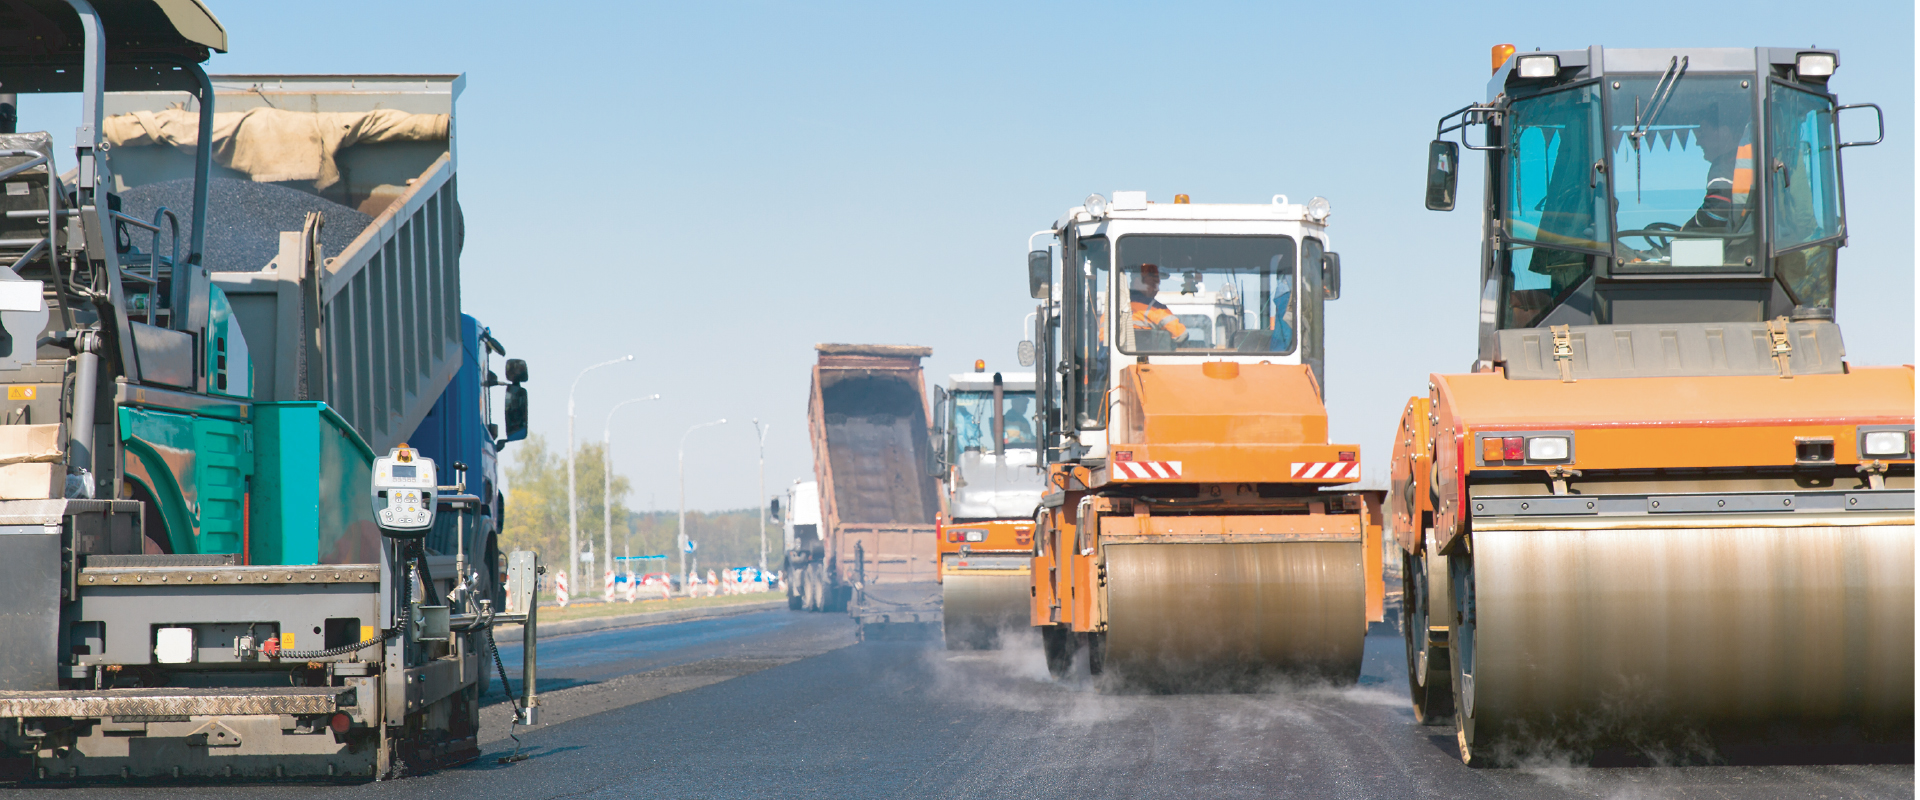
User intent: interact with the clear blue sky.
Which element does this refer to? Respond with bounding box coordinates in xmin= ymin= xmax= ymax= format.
xmin=48 ymin=2 xmax=1920 ymax=510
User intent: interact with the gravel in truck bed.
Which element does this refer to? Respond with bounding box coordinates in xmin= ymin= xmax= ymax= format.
xmin=119 ymin=177 xmax=373 ymax=272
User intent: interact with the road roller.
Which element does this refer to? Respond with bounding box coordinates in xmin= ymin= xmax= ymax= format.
xmin=928 ymin=364 xmax=1044 ymax=649
xmin=1394 ymin=44 xmax=1912 ymax=764
xmin=1021 ymin=192 xmax=1386 ymax=689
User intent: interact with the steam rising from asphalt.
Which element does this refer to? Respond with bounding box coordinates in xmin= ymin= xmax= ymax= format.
xmin=901 ymin=625 xmax=1906 ymax=798
xmin=921 ymin=622 xmax=1403 ymax=730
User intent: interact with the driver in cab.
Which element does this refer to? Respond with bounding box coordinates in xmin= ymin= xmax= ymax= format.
xmin=1129 ymin=264 xmax=1188 ymax=344
xmin=1688 ymin=103 xmax=1754 ymax=232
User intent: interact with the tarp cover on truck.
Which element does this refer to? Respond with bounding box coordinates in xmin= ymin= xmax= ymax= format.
xmin=105 ymin=108 xmax=450 ymax=189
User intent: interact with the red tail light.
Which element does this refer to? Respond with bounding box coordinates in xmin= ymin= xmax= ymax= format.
xmin=946 ymin=530 xmax=963 ymax=543
xmin=1501 ymin=436 xmax=1524 ymax=461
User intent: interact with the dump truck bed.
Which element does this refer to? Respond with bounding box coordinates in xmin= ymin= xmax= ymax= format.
xmin=808 ymin=345 xmax=941 ymax=628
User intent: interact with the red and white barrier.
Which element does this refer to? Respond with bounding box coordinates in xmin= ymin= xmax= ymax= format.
xmin=604 ymin=569 xmax=616 ymax=601
xmin=556 ymin=571 xmax=570 ymax=607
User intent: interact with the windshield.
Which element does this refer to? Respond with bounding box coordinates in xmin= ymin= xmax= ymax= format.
xmin=952 ymin=390 xmax=1038 ymax=451
xmin=1113 ymin=235 xmax=1296 ymax=354
xmin=1608 ymin=74 xmax=1759 ymax=272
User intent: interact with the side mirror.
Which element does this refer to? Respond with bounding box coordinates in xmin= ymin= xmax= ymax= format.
xmin=926 ymin=385 xmax=948 ymax=477
xmin=504 ymin=358 xmax=529 ymax=383
xmin=1016 ymin=340 xmax=1035 ymax=367
xmin=1425 ymin=140 xmax=1459 ymax=211
xmin=502 ymin=384 xmax=529 ymax=445
xmin=768 ymin=497 xmax=782 ymax=524
xmin=1837 ymin=102 xmax=1886 ymax=148
xmin=1321 ymin=252 xmax=1342 ymax=301
xmin=1027 ymin=250 xmax=1051 ymax=299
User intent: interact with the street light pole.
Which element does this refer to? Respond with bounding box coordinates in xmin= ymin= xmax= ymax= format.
xmin=752 ymin=419 xmax=770 ymax=574
xmin=568 ymin=355 xmax=633 ymax=598
xmin=602 ymin=394 xmax=660 ymax=600
xmin=679 ymin=419 xmax=727 ymax=594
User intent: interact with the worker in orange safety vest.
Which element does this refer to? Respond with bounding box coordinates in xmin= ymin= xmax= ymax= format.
xmin=1689 ymin=105 xmax=1754 ymax=232
xmin=1128 ymin=264 xmax=1188 ymax=343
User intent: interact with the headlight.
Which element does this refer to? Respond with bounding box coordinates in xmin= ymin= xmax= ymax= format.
xmin=1527 ymin=436 xmax=1570 ymax=462
xmin=1862 ymin=430 xmax=1908 ymax=457
xmin=965 ymin=530 xmax=986 ymax=543
xmin=1796 ymin=53 xmax=1836 ymax=78
xmin=1515 ymin=54 xmax=1559 ymax=79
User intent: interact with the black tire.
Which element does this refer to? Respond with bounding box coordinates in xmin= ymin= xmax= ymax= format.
xmin=803 ymin=565 xmax=823 ymax=611
xmin=1448 ymin=548 xmax=1490 ymax=767
xmin=1086 ymin=631 xmax=1107 ymax=676
xmin=1042 ymin=625 xmax=1076 ymax=679
xmin=1405 ymin=549 xmax=1455 ymax=724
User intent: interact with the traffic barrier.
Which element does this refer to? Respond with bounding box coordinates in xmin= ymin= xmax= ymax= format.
xmin=556 ymin=570 xmax=570 ymax=607
xmin=604 ymin=569 xmax=616 ymax=601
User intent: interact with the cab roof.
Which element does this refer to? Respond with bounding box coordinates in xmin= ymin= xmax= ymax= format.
xmin=2 ymin=0 xmax=226 ymax=93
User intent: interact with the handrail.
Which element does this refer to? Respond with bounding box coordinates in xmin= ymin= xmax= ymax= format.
xmin=0 ymin=151 xmax=50 ymax=184
xmin=0 ymin=148 xmax=65 ymax=326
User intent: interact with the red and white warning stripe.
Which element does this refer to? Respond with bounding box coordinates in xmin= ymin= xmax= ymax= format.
xmin=1112 ymin=460 xmax=1182 ymax=480
xmin=1291 ymin=461 xmax=1359 ymax=480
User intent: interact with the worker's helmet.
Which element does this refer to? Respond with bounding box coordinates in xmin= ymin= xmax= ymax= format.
xmin=1130 ymin=263 xmax=1161 ymax=293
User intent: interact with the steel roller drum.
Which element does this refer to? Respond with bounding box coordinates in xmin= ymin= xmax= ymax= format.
xmin=1459 ymin=523 xmax=1914 ymax=756
xmin=943 ymin=574 xmax=1029 ymax=649
xmin=1105 ymin=542 xmax=1365 ymax=688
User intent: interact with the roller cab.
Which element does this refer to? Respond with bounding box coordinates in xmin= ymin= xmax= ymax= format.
xmin=929 ymin=368 xmax=1043 ymax=649
xmin=1023 ymin=193 xmax=1381 ymax=687
xmin=1398 ymin=44 xmax=1911 ymax=764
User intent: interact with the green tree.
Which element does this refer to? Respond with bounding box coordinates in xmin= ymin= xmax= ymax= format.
xmin=624 ymin=508 xmax=769 ymax=573
xmin=501 ymin=435 xmax=632 ymax=575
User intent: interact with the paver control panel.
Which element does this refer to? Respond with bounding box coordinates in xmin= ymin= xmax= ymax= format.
xmin=372 ymin=445 xmax=438 ymax=533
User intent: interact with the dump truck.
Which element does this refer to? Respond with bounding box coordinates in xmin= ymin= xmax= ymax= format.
xmin=1395 ymin=44 xmax=1912 ymax=764
xmin=1024 ymin=192 xmax=1385 ymax=687
xmin=0 ymin=2 xmax=538 ymax=781
xmin=927 ymin=364 xmax=1044 ymax=649
xmin=791 ymin=344 xmax=941 ymax=636
xmin=776 ymin=479 xmax=822 ymax=609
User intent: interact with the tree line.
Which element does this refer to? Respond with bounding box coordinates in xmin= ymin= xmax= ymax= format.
xmin=499 ymin=435 xmax=775 ymax=576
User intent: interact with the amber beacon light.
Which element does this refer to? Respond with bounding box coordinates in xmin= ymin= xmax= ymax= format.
xmin=1491 ymin=43 xmax=1516 ymax=74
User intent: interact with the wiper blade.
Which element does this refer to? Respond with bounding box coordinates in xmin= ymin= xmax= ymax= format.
xmin=1628 ymin=55 xmax=1689 ymax=203
xmin=1631 ymin=56 xmax=1689 ymax=146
